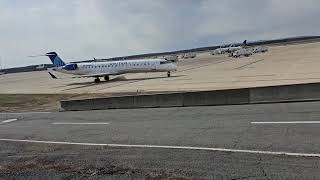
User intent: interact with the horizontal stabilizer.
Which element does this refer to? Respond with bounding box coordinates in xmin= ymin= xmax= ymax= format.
xmin=48 ymin=72 xmax=57 ymax=79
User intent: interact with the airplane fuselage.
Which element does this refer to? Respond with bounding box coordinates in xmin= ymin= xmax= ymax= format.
xmin=54 ymin=59 xmax=177 ymax=76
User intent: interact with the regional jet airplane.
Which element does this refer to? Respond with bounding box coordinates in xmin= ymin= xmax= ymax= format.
xmin=33 ymin=52 xmax=177 ymax=83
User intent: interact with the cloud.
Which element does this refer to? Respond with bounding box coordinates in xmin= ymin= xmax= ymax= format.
xmin=0 ymin=0 xmax=319 ymax=68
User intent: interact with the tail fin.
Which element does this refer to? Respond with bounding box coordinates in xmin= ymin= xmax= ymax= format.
xmin=46 ymin=52 xmax=66 ymax=67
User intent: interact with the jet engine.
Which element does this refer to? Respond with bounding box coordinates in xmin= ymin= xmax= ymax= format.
xmin=63 ymin=63 xmax=78 ymax=71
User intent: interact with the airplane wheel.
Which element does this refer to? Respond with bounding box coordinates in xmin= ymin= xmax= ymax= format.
xmin=167 ymin=71 xmax=171 ymax=77
xmin=104 ymin=76 xmax=109 ymax=81
xmin=94 ymin=78 xmax=100 ymax=83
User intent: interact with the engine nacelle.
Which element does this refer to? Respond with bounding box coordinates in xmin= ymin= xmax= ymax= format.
xmin=63 ymin=63 xmax=78 ymax=71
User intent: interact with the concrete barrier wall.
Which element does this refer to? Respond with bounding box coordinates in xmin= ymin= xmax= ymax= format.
xmin=60 ymin=82 xmax=320 ymax=111
xmin=183 ymin=89 xmax=249 ymax=106
xmin=249 ymin=83 xmax=320 ymax=103
xmin=61 ymin=99 xmax=93 ymax=111
xmin=134 ymin=93 xmax=183 ymax=108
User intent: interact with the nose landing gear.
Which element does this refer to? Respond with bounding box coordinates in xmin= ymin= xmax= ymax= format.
xmin=94 ymin=75 xmax=110 ymax=83
xmin=167 ymin=71 xmax=171 ymax=77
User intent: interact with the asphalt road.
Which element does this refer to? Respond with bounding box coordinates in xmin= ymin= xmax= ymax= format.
xmin=1 ymin=102 xmax=320 ymax=179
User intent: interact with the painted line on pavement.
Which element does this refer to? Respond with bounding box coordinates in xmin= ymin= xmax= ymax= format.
xmin=0 ymin=138 xmax=319 ymax=158
xmin=52 ymin=122 xmax=110 ymax=125
xmin=0 ymin=112 xmax=51 ymax=115
xmin=1 ymin=119 xmax=18 ymax=124
xmin=251 ymin=121 xmax=320 ymax=124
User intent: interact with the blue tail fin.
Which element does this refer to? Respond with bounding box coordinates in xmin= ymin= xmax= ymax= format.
xmin=46 ymin=52 xmax=66 ymax=67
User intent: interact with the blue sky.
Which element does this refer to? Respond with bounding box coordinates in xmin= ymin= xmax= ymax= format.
xmin=0 ymin=0 xmax=320 ymax=68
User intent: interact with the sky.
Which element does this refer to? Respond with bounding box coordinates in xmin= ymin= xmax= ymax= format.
xmin=0 ymin=0 xmax=320 ymax=68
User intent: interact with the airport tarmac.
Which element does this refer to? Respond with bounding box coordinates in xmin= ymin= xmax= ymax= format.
xmin=1 ymin=101 xmax=320 ymax=179
xmin=1 ymin=42 xmax=320 ymax=94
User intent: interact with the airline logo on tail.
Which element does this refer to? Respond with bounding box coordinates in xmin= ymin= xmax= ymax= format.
xmin=45 ymin=52 xmax=66 ymax=67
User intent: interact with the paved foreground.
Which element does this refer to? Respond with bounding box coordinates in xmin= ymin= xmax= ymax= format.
xmin=1 ymin=102 xmax=320 ymax=179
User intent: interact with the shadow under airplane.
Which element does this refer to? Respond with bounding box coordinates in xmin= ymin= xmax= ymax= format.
xmin=62 ymin=75 xmax=185 ymax=91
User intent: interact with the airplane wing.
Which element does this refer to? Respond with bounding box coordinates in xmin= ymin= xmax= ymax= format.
xmin=72 ymin=73 xmax=118 ymax=78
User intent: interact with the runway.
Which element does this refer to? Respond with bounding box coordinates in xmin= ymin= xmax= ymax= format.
xmin=1 ymin=101 xmax=320 ymax=179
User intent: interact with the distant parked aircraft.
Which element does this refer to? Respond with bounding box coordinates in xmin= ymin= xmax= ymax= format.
xmin=181 ymin=53 xmax=197 ymax=59
xmin=231 ymin=48 xmax=253 ymax=58
xmin=211 ymin=44 xmax=242 ymax=55
xmin=211 ymin=40 xmax=248 ymax=55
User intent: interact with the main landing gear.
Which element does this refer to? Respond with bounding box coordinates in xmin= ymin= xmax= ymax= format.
xmin=104 ymin=75 xmax=109 ymax=81
xmin=94 ymin=77 xmax=100 ymax=83
xmin=167 ymin=71 xmax=171 ymax=77
xmin=94 ymin=75 xmax=110 ymax=83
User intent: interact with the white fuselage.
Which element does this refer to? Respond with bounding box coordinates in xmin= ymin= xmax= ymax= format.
xmin=54 ymin=59 xmax=177 ymax=76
